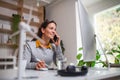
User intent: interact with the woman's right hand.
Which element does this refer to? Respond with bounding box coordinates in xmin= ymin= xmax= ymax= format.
xmin=35 ymin=60 xmax=46 ymax=70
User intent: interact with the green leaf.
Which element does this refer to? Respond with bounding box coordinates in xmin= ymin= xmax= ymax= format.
xmin=111 ymin=49 xmax=116 ymax=53
xmin=76 ymin=53 xmax=82 ymax=60
xmin=78 ymin=47 xmax=83 ymax=51
xmin=116 ymin=54 xmax=120 ymax=59
xmin=91 ymin=62 xmax=96 ymax=67
xmin=96 ymin=50 xmax=100 ymax=60
xmin=107 ymin=51 xmax=113 ymax=55
xmin=115 ymin=58 xmax=119 ymax=64
xmin=115 ymin=50 xmax=120 ymax=53
xmin=116 ymin=7 xmax=120 ymax=12
xmin=77 ymin=60 xmax=85 ymax=66
xmin=86 ymin=61 xmax=95 ymax=67
xmin=98 ymin=60 xmax=108 ymax=67
xmin=102 ymin=62 xmax=108 ymax=67
xmin=112 ymin=49 xmax=120 ymax=53
xmin=117 ymin=45 xmax=120 ymax=50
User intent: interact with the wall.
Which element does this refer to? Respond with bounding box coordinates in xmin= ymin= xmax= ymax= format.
xmin=46 ymin=0 xmax=77 ymax=65
xmin=45 ymin=0 xmax=120 ymax=65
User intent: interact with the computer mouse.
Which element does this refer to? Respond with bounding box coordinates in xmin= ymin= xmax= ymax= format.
xmin=39 ymin=68 xmax=48 ymax=71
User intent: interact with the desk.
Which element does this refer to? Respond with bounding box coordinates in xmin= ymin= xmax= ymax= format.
xmin=22 ymin=68 xmax=120 ymax=80
xmin=1 ymin=68 xmax=120 ymax=80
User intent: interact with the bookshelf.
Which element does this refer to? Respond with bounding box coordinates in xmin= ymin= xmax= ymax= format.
xmin=0 ymin=0 xmax=44 ymax=48
xmin=0 ymin=0 xmax=44 ymax=27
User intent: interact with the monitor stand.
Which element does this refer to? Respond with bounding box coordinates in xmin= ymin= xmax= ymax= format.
xmin=95 ymin=34 xmax=110 ymax=70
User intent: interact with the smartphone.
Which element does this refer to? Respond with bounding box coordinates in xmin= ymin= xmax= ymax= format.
xmin=53 ymin=35 xmax=58 ymax=42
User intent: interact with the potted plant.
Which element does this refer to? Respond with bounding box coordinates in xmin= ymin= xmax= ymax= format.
xmin=76 ymin=47 xmax=108 ymax=67
xmin=12 ymin=14 xmax=21 ymax=32
xmin=60 ymin=40 xmax=65 ymax=55
xmin=11 ymin=14 xmax=21 ymax=44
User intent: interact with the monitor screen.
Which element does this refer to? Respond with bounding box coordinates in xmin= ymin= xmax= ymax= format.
xmin=77 ymin=0 xmax=96 ymax=61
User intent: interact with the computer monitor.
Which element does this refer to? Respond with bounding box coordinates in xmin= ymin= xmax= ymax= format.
xmin=77 ymin=0 xmax=96 ymax=62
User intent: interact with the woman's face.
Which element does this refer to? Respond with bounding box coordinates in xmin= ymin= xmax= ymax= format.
xmin=42 ymin=23 xmax=56 ymax=39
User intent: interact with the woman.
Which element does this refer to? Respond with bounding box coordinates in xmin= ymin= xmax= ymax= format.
xmin=23 ymin=20 xmax=65 ymax=70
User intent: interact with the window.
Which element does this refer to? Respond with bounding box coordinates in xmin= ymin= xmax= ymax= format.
xmin=94 ymin=5 xmax=120 ymax=63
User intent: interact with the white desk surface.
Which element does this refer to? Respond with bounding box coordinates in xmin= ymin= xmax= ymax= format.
xmin=1 ymin=68 xmax=120 ymax=80
xmin=22 ymin=68 xmax=120 ymax=80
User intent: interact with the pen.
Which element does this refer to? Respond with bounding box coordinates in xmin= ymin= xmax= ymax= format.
xmin=36 ymin=58 xmax=49 ymax=67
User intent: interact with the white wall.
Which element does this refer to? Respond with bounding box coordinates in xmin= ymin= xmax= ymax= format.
xmin=46 ymin=0 xmax=77 ymax=65
xmin=45 ymin=0 xmax=120 ymax=65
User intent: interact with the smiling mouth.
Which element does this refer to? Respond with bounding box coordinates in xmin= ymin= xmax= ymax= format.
xmin=50 ymin=35 xmax=54 ymax=38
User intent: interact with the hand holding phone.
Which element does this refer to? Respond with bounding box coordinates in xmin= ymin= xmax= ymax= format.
xmin=53 ymin=35 xmax=58 ymax=42
xmin=53 ymin=33 xmax=61 ymax=46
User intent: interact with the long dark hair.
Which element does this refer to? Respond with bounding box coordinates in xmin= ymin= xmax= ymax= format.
xmin=32 ymin=20 xmax=57 ymax=41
